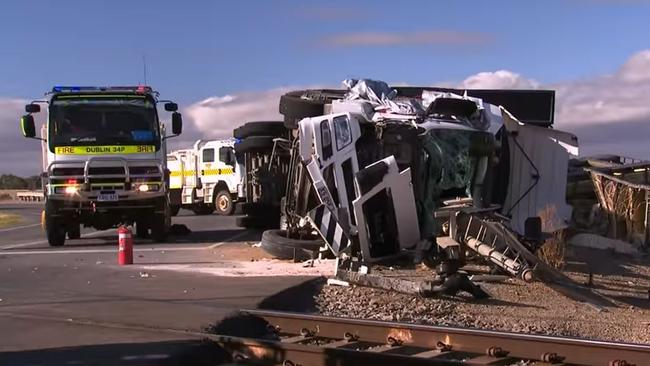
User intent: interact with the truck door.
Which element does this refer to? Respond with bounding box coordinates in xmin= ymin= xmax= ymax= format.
xmin=218 ymin=146 xmax=238 ymax=193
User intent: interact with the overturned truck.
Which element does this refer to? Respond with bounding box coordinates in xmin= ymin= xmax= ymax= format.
xmin=264 ymin=79 xmax=590 ymax=299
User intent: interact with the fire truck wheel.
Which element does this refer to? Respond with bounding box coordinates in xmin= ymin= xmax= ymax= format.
xmin=170 ymin=205 xmax=181 ymax=216
xmin=45 ymin=201 xmax=65 ymax=247
xmin=234 ymin=136 xmax=275 ymax=154
xmin=136 ymin=221 xmax=149 ymax=238
xmin=233 ymin=121 xmax=286 ymax=139
xmin=67 ymin=224 xmax=81 ymax=240
xmin=260 ymin=229 xmax=323 ymax=261
xmin=150 ymin=214 xmax=168 ymax=242
xmin=214 ymin=190 xmax=234 ymax=215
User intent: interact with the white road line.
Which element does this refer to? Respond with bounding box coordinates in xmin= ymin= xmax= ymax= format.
xmin=0 ymin=223 xmax=41 ymax=233
xmin=0 ymin=246 xmax=208 ymax=256
xmin=0 ymin=229 xmax=113 ymax=250
xmin=208 ymin=230 xmax=250 ymax=249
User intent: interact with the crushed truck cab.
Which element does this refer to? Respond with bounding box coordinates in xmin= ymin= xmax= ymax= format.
xmin=20 ymin=85 xmax=183 ymax=246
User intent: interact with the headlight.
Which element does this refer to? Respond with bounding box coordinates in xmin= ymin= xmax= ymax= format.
xmin=64 ymin=186 xmax=78 ymax=194
xmin=135 ymin=184 xmax=159 ymax=192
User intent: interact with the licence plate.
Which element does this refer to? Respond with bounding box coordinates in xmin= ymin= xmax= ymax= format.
xmin=97 ymin=194 xmax=119 ymax=202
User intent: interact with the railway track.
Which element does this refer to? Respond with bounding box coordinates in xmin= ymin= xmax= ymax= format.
xmin=214 ymin=309 xmax=650 ymax=366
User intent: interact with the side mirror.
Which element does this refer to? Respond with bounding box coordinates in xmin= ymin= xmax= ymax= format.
xmin=21 ymin=115 xmax=36 ymax=138
xmin=164 ymin=102 xmax=178 ymax=112
xmin=171 ymin=112 xmax=183 ymax=135
xmin=25 ymin=103 xmax=41 ymax=113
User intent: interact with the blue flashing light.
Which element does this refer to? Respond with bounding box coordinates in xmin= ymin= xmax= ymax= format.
xmin=51 ymin=86 xmax=153 ymax=93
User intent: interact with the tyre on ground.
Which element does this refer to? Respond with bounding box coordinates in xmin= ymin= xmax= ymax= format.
xmin=260 ymin=229 xmax=324 ymax=261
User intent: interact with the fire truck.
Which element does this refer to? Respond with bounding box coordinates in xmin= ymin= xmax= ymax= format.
xmin=167 ymin=139 xmax=242 ymax=216
xmin=20 ymin=85 xmax=182 ymax=246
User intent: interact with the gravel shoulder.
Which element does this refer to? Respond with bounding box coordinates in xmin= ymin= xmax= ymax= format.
xmin=314 ymin=246 xmax=650 ymax=344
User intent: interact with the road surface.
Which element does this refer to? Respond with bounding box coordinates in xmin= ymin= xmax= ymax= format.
xmin=0 ymin=202 xmax=313 ymax=365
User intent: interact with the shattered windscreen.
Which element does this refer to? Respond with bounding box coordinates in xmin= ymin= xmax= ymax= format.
xmin=425 ymin=128 xmax=478 ymax=198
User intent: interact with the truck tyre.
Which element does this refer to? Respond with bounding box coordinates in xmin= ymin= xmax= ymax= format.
xmin=67 ymin=224 xmax=81 ymax=240
xmin=136 ymin=220 xmax=149 ymax=239
xmin=150 ymin=214 xmax=168 ymax=242
xmin=214 ymin=189 xmax=235 ymax=216
xmin=234 ymin=121 xmax=286 ymax=139
xmin=44 ymin=200 xmax=65 ymax=247
xmin=170 ymin=205 xmax=181 ymax=216
xmin=260 ymin=229 xmax=323 ymax=261
xmin=234 ymin=136 xmax=275 ymax=154
xmin=279 ymin=89 xmax=345 ymax=129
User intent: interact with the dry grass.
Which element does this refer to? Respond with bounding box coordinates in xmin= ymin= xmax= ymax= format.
xmin=537 ymin=205 xmax=567 ymax=269
xmin=537 ymin=229 xmax=566 ymax=269
xmin=0 ymin=212 xmax=22 ymax=228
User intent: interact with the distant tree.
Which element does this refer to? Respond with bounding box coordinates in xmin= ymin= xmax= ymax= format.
xmin=25 ymin=175 xmax=42 ymax=190
xmin=0 ymin=174 xmax=28 ymax=189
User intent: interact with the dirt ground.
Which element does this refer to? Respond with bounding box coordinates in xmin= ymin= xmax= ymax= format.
xmin=314 ymin=246 xmax=650 ymax=344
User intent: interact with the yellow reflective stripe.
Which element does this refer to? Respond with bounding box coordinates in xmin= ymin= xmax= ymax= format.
xmin=202 ymin=168 xmax=234 ymax=175
xmin=169 ymin=170 xmax=195 ymax=176
xmin=55 ymin=145 xmax=155 ymax=155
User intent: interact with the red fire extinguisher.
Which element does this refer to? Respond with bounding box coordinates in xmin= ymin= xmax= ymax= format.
xmin=118 ymin=225 xmax=133 ymax=265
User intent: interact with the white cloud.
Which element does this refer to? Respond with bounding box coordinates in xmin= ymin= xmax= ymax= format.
xmin=460 ymin=70 xmax=539 ymax=89
xmin=460 ymin=50 xmax=650 ymax=159
xmin=183 ymin=88 xmax=288 ymax=139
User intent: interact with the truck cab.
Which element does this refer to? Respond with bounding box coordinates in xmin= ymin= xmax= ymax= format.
xmin=20 ymin=85 xmax=182 ymax=246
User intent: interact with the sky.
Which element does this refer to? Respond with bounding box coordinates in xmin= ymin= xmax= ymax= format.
xmin=1 ymin=0 xmax=650 ymax=175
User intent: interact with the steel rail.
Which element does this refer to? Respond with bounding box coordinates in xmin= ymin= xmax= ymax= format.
xmin=224 ymin=309 xmax=650 ymax=366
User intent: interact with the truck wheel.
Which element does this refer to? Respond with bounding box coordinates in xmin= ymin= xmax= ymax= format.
xmin=170 ymin=205 xmax=181 ymax=216
xmin=215 ymin=190 xmax=235 ymax=216
xmin=260 ymin=229 xmax=323 ymax=261
xmin=279 ymin=89 xmax=345 ymax=129
xmin=234 ymin=136 xmax=275 ymax=154
xmin=233 ymin=121 xmax=286 ymax=139
xmin=150 ymin=214 xmax=168 ymax=242
xmin=67 ymin=224 xmax=81 ymax=240
xmin=136 ymin=221 xmax=149 ymax=239
xmin=45 ymin=201 xmax=65 ymax=247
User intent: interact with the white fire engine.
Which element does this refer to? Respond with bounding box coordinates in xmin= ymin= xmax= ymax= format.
xmin=167 ymin=139 xmax=242 ymax=215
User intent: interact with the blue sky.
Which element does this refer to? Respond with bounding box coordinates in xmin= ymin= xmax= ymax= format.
xmin=1 ymin=0 xmax=649 ymax=103
xmin=2 ymin=0 xmax=650 ymax=175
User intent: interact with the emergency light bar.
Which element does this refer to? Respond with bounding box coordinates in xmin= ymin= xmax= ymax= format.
xmin=51 ymin=86 xmax=154 ymax=94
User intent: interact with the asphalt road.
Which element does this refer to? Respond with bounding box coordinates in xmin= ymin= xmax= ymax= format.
xmin=0 ymin=202 xmax=312 ymax=365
